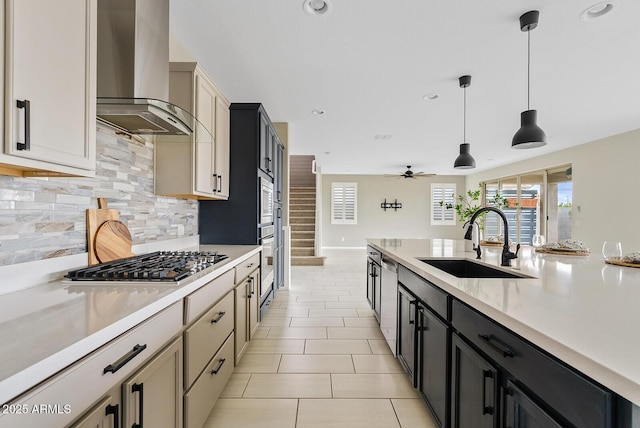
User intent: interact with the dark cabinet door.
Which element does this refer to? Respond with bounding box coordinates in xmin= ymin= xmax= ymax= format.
xmin=366 ymin=259 xmax=375 ymax=307
xmin=451 ymin=333 xmax=499 ymax=428
xmin=504 ymin=380 xmax=563 ymax=428
xmin=259 ymin=114 xmax=273 ymax=176
xmin=373 ymin=262 xmax=381 ymax=322
xmin=418 ymin=304 xmax=449 ymax=428
xmin=398 ymin=285 xmax=417 ymax=385
xmin=274 ymin=141 xmax=284 ymax=202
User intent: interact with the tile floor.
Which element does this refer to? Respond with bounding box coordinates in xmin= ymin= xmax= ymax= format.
xmin=203 ymin=249 xmax=437 ymax=428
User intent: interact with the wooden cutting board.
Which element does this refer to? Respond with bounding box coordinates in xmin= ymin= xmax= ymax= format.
xmin=87 ymin=198 xmax=119 ymax=265
xmin=94 ymin=219 xmax=135 ymax=263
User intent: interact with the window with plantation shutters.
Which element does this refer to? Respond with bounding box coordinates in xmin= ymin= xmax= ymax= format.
xmin=431 ymin=183 xmax=456 ymax=225
xmin=331 ymin=182 xmax=357 ymax=225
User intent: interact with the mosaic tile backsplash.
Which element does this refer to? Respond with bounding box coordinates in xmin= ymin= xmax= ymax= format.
xmin=0 ymin=127 xmax=198 ymax=265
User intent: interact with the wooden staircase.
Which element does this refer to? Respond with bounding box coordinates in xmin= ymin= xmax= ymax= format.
xmin=290 ymin=187 xmax=325 ymax=266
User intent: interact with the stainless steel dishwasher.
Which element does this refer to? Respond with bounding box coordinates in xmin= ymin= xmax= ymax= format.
xmin=380 ymin=256 xmax=398 ymax=356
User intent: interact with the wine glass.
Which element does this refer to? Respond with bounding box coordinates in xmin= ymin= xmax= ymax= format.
xmin=532 ymin=235 xmax=546 ymax=248
xmin=602 ymin=241 xmax=622 ymax=261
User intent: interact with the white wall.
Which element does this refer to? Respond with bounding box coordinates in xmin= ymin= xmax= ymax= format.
xmin=466 ymin=128 xmax=640 ymax=252
xmin=169 ymin=32 xmax=196 ymax=61
xmin=321 ymin=174 xmax=467 ymax=248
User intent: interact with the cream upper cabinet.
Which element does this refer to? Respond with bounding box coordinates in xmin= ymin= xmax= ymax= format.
xmin=1 ymin=0 xmax=96 ymax=178
xmin=156 ymin=62 xmax=230 ymax=200
xmin=214 ymin=94 xmax=230 ymax=198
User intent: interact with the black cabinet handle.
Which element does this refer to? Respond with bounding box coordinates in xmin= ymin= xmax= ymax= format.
xmin=482 ymin=370 xmax=494 ymax=415
xmin=409 ymin=300 xmax=416 ymax=325
xmin=217 ymin=175 xmax=222 ymax=193
xmin=210 ymin=311 xmax=226 ymax=323
xmin=478 ymin=334 xmax=515 ymax=358
xmin=249 ymin=277 xmax=255 ymax=296
xmin=16 ymin=99 xmax=30 ymax=151
xmin=131 ymin=383 xmax=144 ymax=428
xmin=103 ymin=344 xmax=147 ymax=374
xmin=211 ymin=358 xmax=226 ymax=375
xmin=418 ymin=308 xmax=429 ymax=331
xmin=105 ymin=404 xmax=119 ymax=428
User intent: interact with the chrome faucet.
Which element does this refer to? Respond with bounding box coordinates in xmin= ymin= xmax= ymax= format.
xmin=464 ymin=206 xmax=520 ymax=267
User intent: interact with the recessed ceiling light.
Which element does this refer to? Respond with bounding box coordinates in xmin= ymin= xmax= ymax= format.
xmin=311 ymin=109 xmax=326 ymax=115
xmin=374 ymin=134 xmax=392 ymax=140
xmin=580 ymin=1 xmax=617 ymax=20
xmin=304 ymin=0 xmax=332 ymax=16
xmin=423 ymin=93 xmax=439 ymax=100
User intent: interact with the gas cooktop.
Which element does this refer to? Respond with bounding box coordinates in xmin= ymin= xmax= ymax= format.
xmin=65 ymin=251 xmax=229 ymax=282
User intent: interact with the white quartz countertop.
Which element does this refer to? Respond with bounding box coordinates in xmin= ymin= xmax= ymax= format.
xmin=366 ymin=238 xmax=640 ymax=406
xmin=0 ymin=244 xmax=260 ymax=405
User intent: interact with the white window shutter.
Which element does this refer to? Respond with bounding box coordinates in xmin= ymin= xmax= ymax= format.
xmin=331 ymin=182 xmax=357 ymax=225
xmin=431 ymin=183 xmax=456 ymax=226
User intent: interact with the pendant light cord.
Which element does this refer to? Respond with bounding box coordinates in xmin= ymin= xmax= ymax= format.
xmin=527 ymin=29 xmax=531 ymax=110
xmin=463 ymin=86 xmax=467 ymax=142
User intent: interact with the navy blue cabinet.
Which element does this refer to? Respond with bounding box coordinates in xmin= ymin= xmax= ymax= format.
xmin=199 ymin=103 xmax=284 ymax=310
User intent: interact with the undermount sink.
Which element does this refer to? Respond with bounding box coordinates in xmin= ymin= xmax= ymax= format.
xmin=419 ymin=259 xmax=532 ymax=279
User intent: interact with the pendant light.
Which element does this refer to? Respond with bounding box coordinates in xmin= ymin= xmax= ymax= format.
xmin=454 ymin=75 xmax=476 ymax=169
xmin=512 ymin=10 xmax=547 ymax=149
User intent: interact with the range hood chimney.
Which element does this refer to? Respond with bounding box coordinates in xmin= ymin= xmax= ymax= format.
xmin=96 ymin=0 xmax=192 ymax=135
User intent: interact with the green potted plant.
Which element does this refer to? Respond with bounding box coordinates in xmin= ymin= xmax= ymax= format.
xmin=440 ymin=185 xmax=512 ymax=247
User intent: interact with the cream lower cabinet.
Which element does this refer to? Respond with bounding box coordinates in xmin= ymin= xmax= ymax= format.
xmin=2 ymin=303 xmax=182 ymax=428
xmin=182 ymin=270 xmax=236 ymax=428
xmin=156 ymin=62 xmax=230 ymax=200
xmin=72 ymin=337 xmax=183 ymax=428
xmin=69 ymin=387 xmax=120 ymax=428
xmin=234 ymin=267 xmax=260 ymax=364
xmin=123 ymin=337 xmax=183 ymax=428
xmin=1 ymin=0 xmax=96 ymax=178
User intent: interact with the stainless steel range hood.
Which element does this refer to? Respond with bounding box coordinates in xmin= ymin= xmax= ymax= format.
xmin=96 ymin=0 xmax=192 ymax=135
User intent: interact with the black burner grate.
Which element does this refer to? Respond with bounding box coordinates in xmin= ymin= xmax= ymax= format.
xmin=66 ymin=251 xmax=228 ymax=282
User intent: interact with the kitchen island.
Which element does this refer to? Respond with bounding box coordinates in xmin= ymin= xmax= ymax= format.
xmin=0 ymin=239 xmax=260 ymax=427
xmin=367 ymin=238 xmax=640 ymax=426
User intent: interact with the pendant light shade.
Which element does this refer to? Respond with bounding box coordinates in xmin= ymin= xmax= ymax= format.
xmin=453 ymin=75 xmax=476 ymax=169
xmin=512 ymin=110 xmax=546 ymax=149
xmin=454 ymin=143 xmax=475 ymax=169
xmin=512 ymin=10 xmax=547 ymax=149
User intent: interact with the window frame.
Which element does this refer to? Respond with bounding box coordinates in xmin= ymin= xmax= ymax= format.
xmin=331 ymin=182 xmax=358 ymax=225
xmin=431 ymin=183 xmax=457 ymax=226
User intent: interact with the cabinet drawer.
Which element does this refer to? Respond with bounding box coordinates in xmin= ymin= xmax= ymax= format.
xmin=184 ymin=333 xmax=235 ymax=428
xmin=452 ymin=300 xmax=613 ymax=428
xmin=235 ymin=253 xmax=260 ymax=284
xmin=398 ymin=265 xmax=449 ymax=320
xmin=184 ymin=291 xmax=234 ymax=388
xmin=0 ymin=302 xmax=182 ymax=428
xmin=184 ymin=269 xmax=235 ymax=324
xmin=367 ymin=246 xmax=381 ymax=265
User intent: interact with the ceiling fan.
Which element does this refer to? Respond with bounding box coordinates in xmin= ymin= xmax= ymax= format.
xmin=385 ymin=166 xmax=436 ymax=179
